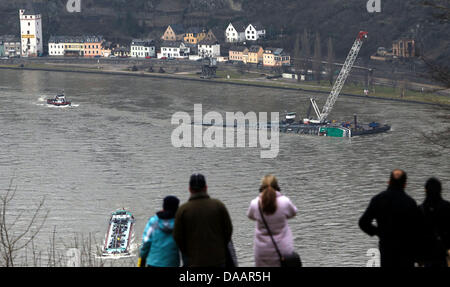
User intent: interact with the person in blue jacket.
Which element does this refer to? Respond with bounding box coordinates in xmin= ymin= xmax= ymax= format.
xmin=138 ymin=196 xmax=180 ymax=267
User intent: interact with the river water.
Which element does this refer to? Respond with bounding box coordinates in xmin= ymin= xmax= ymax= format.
xmin=0 ymin=69 xmax=448 ymax=266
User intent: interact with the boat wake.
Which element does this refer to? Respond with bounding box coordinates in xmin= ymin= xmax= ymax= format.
xmin=95 ymin=242 xmax=139 ymax=260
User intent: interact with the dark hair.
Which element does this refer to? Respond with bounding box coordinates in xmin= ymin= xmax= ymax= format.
xmin=424 ymin=177 xmax=442 ymax=203
xmin=163 ymin=196 xmax=180 ymax=213
xmin=389 ymin=169 xmax=407 ymax=190
xmin=162 ymin=196 xmax=180 ymax=218
xmin=189 ymin=173 xmax=206 ymax=193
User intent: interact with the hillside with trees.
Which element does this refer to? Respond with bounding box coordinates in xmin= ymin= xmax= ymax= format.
xmin=0 ymin=0 xmax=448 ymax=65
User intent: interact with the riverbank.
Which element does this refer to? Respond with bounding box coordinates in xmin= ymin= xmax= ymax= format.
xmin=1 ymin=61 xmax=449 ymax=107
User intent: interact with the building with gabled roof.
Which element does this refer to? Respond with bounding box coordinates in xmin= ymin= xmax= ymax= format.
xmin=225 ymin=22 xmax=246 ymax=43
xmin=161 ymin=24 xmax=185 ymax=41
xmin=204 ymin=29 xmax=218 ymax=42
xmin=184 ymin=27 xmax=207 ymax=45
xmin=245 ymin=23 xmax=266 ymax=41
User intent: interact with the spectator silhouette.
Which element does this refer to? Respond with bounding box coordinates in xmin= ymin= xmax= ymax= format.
xmin=247 ymin=175 xmax=298 ymax=267
xmin=419 ymin=178 xmax=450 ymax=267
xmin=138 ymin=196 xmax=180 ymax=267
xmin=359 ymin=169 xmax=422 ymax=267
xmin=173 ymin=174 xmax=233 ymax=267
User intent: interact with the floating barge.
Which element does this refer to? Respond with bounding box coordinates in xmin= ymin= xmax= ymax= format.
xmin=197 ymin=116 xmax=390 ymax=138
xmin=277 ymin=121 xmax=390 ymax=138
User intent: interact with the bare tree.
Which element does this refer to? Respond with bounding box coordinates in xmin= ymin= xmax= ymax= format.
xmin=0 ymin=179 xmax=48 ymax=267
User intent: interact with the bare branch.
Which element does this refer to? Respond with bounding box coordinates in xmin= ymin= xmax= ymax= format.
xmin=0 ymin=179 xmax=48 ymax=267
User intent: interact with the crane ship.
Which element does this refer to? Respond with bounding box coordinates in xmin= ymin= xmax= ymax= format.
xmin=277 ymin=31 xmax=390 ymax=138
xmin=197 ymin=31 xmax=390 ymax=138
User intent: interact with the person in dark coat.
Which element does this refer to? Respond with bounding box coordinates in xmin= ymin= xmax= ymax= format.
xmin=419 ymin=177 xmax=450 ymax=267
xmin=359 ymin=169 xmax=423 ymax=267
xmin=173 ymin=174 xmax=233 ymax=267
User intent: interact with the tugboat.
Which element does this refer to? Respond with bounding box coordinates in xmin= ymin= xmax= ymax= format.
xmin=47 ymin=93 xmax=71 ymax=106
xmin=102 ymin=209 xmax=135 ymax=256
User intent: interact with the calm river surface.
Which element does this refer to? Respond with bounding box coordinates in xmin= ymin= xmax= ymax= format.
xmin=0 ymin=69 xmax=448 ymax=266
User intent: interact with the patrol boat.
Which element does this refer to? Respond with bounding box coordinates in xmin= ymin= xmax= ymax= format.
xmin=102 ymin=210 xmax=135 ymax=256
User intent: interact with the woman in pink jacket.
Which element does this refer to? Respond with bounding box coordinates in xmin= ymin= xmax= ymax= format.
xmin=247 ymin=175 xmax=298 ymax=267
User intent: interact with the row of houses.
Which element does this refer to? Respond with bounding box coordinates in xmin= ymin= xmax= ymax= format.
xmin=229 ymin=45 xmax=290 ymax=67
xmin=8 ymin=8 xmax=288 ymax=68
xmin=117 ymin=38 xmax=221 ymax=59
xmin=48 ymin=35 xmax=111 ymax=57
xmin=160 ymin=22 xmax=265 ymax=44
xmin=9 ymin=8 xmax=285 ymax=67
xmin=47 ymin=35 xmax=288 ymax=67
xmin=161 ymin=25 xmax=218 ymax=44
xmin=225 ymin=23 xmax=266 ymax=43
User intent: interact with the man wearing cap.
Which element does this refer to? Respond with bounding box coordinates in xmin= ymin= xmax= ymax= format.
xmin=138 ymin=195 xmax=180 ymax=267
xmin=173 ymin=174 xmax=233 ymax=267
